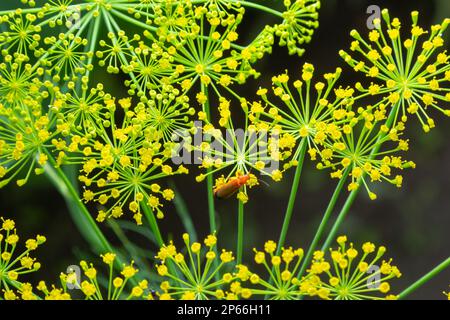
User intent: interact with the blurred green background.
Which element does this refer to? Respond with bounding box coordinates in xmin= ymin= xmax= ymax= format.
xmin=0 ymin=0 xmax=448 ymax=299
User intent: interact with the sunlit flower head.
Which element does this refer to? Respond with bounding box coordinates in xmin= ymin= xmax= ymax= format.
xmin=314 ymin=106 xmax=415 ymax=200
xmin=41 ymin=33 xmax=92 ymax=83
xmin=250 ymin=63 xmax=355 ymax=166
xmin=0 ymin=216 xmax=46 ymax=300
xmin=155 ymin=233 xmax=239 ymax=300
xmin=340 ymin=10 xmax=450 ymax=132
xmin=0 ymin=71 xmax=57 ymax=188
xmin=238 ymin=240 xmax=313 ymax=300
xmin=308 ymin=236 xmax=401 ymax=300
xmin=51 ymin=83 xmax=112 ymax=136
xmin=274 ymin=0 xmax=320 ymax=56
xmin=145 ymin=6 xmax=259 ymax=103
xmin=58 ymin=253 xmax=149 ymax=300
xmin=144 ymin=84 xmax=196 ymax=143
xmin=97 ymin=32 xmax=176 ymax=97
xmin=193 ymin=100 xmax=288 ymax=203
xmin=0 ymin=11 xmax=42 ymax=57
xmin=60 ymin=97 xmax=188 ymax=224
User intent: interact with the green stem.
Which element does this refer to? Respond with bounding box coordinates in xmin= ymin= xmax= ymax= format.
xmin=276 ymin=140 xmax=307 ymax=255
xmin=297 ymin=168 xmax=350 ymax=278
xmin=141 ymin=201 xmax=164 ymax=246
xmin=320 ymin=184 xmax=359 ymax=251
xmin=236 ymin=1 xmax=284 ymax=18
xmin=83 ymin=9 xmax=102 ymax=82
xmin=237 ymin=200 xmax=244 ymax=264
xmin=202 ymin=85 xmax=217 ymax=235
xmin=169 ymin=181 xmax=198 ymax=242
xmin=398 ymin=257 xmax=450 ymax=299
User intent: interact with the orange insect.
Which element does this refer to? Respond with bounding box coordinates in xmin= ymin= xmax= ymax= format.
xmin=214 ymin=174 xmax=251 ymax=199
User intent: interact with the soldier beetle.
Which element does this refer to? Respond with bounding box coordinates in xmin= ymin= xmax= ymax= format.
xmin=214 ymin=174 xmax=251 ymax=199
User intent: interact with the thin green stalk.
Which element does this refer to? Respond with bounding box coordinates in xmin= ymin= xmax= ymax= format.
xmin=237 ymin=200 xmax=244 ymax=264
xmin=398 ymin=257 xmax=450 ymax=299
xmin=202 ymin=85 xmax=217 ymax=235
xmin=83 ymin=9 xmax=102 ymax=82
xmin=169 ymin=181 xmax=198 ymax=242
xmin=206 ymin=174 xmax=217 ymax=233
xmin=297 ymin=168 xmax=350 ymax=278
xmin=141 ymin=201 xmax=164 ymax=246
xmin=320 ymin=185 xmax=359 ymax=251
xmin=236 ymin=1 xmax=284 ymax=18
xmin=276 ymin=140 xmax=307 ymax=254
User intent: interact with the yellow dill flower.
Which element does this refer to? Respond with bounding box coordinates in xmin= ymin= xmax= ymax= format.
xmin=238 ymin=241 xmax=315 ymax=300
xmin=145 ymin=84 xmax=195 ymax=143
xmin=35 ymin=281 xmax=72 ymax=300
xmin=0 ymin=216 xmax=45 ymax=299
xmin=444 ymin=285 xmax=450 ymax=300
xmin=274 ymin=0 xmax=320 ymax=56
xmin=0 ymin=11 xmax=42 ymax=57
xmin=62 ymin=94 xmax=188 ymax=224
xmin=98 ymin=32 xmax=175 ymax=95
xmin=340 ymin=10 xmax=450 ymax=131
xmin=192 ymin=101 xmax=287 ymax=202
xmin=155 ymin=233 xmax=238 ymax=300
xmin=202 ymin=0 xmax=245 ymax=18
xmin=250 ymin=63 xmax=355 ymax=166
xmin=42 ymin=33 xmax=92 ymax=83
xmin=315 ymin=107 xmax=414 ymax=200
xmin=144 ymin=0 xmax=196 ymax=35
xmin=308 ymin=236 xmax=401 ymax=300
xmin=143 ymin=6 xmax=258 ymax=104
xmin=50 ymin=84 xmax=111 ymax=135
xmin=0 ymin=57 xmax=61 ymax=188
xmin=57 ymin=254 xmax=147 ymax=300
xmin=33 ymin=253 xmax=149 ymax=300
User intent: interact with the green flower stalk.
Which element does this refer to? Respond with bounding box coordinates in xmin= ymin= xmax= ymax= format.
xmin=249 ymin=63 xmax=353 ymax=253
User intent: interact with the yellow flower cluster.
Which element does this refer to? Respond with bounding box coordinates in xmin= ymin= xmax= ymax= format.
xmin=58 ymin=253 xmax=149 ymax=300
xmin=0 ymin=216 xmax=46 ymax=300
xmin=62 ymin=97 xmax=189 ymax=224
xmin=237 ymin=240 xmax=311 ymax=300
xmin=308 ymin=236 xmax=401 ymax=300
xmin=250 ymin=63 xmax=354 ymax=167
xmin=193 ymin=100 xmax=290 ymax=203
xmin=155 ymin=233 xmax=239 ymax=300
xmin=340 ymin=11 xmax=450 ymax=132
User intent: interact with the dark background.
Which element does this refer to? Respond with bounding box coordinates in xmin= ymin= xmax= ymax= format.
xmin=0 ymin=0 xmax=448 ymax=299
